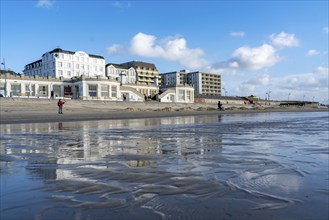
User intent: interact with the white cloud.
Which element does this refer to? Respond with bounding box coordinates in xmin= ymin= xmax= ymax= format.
xmin=323 ymin=27 xmax=329 ymax=33
xmin=281 ymin=68 xmax=328 ymax=89
xmin=231 ymin=66 xmax=328 ymax=102
xmin=112 ymin=1 xmax=131 ymax=8
xmin=230 ymin=32 xmax=245 ymax=37
xmin=270 ymin=32 xmax=300 ymax=48
xmin=36 ymin=0 xmax=55 ymax=8
xmin=235 ymin=84 xmax=256 ymax=96
xmin=228 ymin=61 xmax=239 ymax=68
xmin=106 ymin=44 xmax=126 ymax=55
xmin=256 ymin=73 xmax=270 ymax=86
xmin=235 ymin=73 xmax=270 ymax=97
xmin=108 ymin=32 xmax=209 ymax=70
xmin=313 ymin=66 xmax=329 ymax=74
xmin=306 ymin=49 xmax=320 ymax=56
xmin=243 ymin=73 xmax=271 ymax=86
xmin=230 ymin=44 xmax=280 ymax=70
xmin=271 ymin=67 xmax=328 ymax=101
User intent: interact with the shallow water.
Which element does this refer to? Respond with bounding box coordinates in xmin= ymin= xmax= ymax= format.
xmin=1 ymin=111 xmax=328 ymax=220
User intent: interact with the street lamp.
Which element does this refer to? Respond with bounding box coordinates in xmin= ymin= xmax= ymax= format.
xmin=303 ymin=95 xmax=305 ymax=102
xmin=1 ymin=58 xmax=5 ymax=70
xmin=222 ymin=87 xmax=227 ymax=96
xmin=288 ymin=92 xmax=291 ymax=101
xmin=265 ymin=91 xmax=271 ymax=100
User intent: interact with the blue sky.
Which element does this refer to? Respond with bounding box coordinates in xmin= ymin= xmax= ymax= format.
xmin=1 ymin=0 xmax=328 ymax=103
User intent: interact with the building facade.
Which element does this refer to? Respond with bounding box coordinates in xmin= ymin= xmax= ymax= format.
xmin=160 ymin=70 xmax=221 ymax=96
xmin=105 ymin=63 xmax=137 ymax=84
xmin=120 ymin=61 xmax=160 ymax=87
xmin=23 ymin=48 xmax=105 ymax=79
xmin=158 ymin=85 xmax=194 ymax=103
xmin=0 ymin=72 xmax=121 ymax=101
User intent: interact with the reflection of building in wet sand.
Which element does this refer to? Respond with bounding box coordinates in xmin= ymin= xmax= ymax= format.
xmin=1 ymin=116 xmax=223 ymax=181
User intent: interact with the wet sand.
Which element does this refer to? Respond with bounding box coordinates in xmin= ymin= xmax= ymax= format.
xmin=0 ymin=98 xmax=327 ymax=124
xmin=1 ymin=111 xmax=328 ymax=220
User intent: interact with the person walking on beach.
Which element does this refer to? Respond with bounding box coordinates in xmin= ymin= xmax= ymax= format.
xmin=218 ymin=101 xmax=224 ymax=111
xmin=57 ymin=99 xmax=65 ymax=114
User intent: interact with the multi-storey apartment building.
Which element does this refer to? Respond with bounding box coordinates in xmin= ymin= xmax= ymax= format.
xmin=105 ymin=63 xmax=137 ymax=84
xmin=23 ymin=48 xmax=105 ymax=79
xmin=160 ymin=70 xmax=221 ymax=96
xmin=120 ymin=61 xmax=160 ymax=86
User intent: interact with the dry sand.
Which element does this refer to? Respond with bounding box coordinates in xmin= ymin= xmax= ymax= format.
xmin=1 ymin=97 xmax=327 ymax=124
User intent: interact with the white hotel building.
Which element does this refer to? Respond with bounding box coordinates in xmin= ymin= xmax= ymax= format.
xmin=0 ymin=48 xmax=196 ymax=103
xmin=23 ymin=48 xmax=105 ymax=78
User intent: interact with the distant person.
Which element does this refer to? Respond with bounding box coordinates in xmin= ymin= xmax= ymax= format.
xmin=57 ymin=99 xmax=65 ymax=114
xmin=218 ymin=101 xmax=224 ymax=111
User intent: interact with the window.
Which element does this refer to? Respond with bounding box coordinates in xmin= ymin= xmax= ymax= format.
xmin=58 ymin=70 xmax=63 ymax=76
xmin=25 ymin=84 xmax=30 ymax=96
xmin=88 ymin=85 xmax=97 ymax=97
xmin=67 ymin=63 xmax=71 ymax=68
xmin=0 ymin=83 xmax=5 ymax=96
xmin=111 ymin=85 xmax=117 ymax=97
xmin=64 ymin=85 xmax=72 ymax=96
xmin=67 ymin=71 xmax=71 ymax=77
xmin=31 ymin=85 xmax=35 ymax=96
xmin=38 ymin=85 xmax=48 ymax=96
xmin=178 ymin=90 xmax=185 ymax=100
xmin=186 ymin=91 xmax=191 ymax=101
xmin=101 ymin=85 xmax=109 ymax=97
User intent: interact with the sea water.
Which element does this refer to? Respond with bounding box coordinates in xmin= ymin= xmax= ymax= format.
xmin=1 ymin=111 xmax=328 ymax=220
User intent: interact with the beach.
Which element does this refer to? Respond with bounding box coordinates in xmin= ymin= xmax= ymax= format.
xmin=1 ymin=110 xmax=328 ymax=220
xmin=1 ymin=98 xmax=327 ymax=124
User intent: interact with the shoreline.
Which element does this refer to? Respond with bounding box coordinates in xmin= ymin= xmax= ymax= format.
xmin=1 ymin=98 xmax=328 ymax=124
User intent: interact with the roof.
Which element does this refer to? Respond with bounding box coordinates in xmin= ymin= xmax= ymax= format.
xmin=24 ymin=59 xmax=42 ymax=67
xmin=0 ymin=69 xmax=18 ymax=75
xmin=120 ymin=61 xmax=158 ymax=71
xmin=105 ymin=63 xmax=130 ymax=69
xmin=43 ymin=48 xmax=104 ymax=59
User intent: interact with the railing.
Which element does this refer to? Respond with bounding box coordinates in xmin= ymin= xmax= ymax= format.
xmin=158 ymin=89 xmax=175 ymax=99
xmin=121 ymin=86 xmax=144 ymax=99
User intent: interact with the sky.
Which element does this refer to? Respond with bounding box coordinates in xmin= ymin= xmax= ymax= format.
xmin=1 ymin=0 xmax=328 ymax=104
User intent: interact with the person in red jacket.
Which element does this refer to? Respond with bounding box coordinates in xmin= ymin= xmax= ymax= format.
xmin=57 ymin=99 xmax=65 ymax=114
